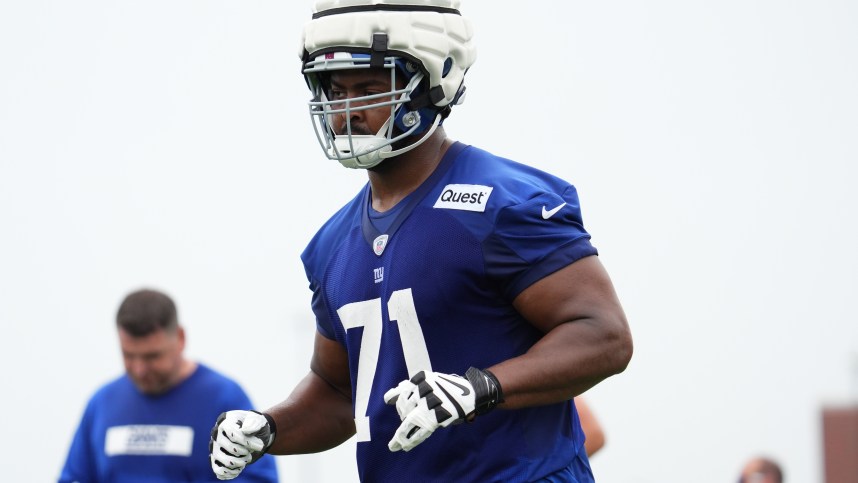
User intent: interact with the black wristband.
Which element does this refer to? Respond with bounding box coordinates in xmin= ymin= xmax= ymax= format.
xmin=248 ymin=410 xmax=277 ymax=462
xmin=251 ymin=410 xmax=278 ymax=442
xmin=464 ymin=367 xmax=504 ymax=416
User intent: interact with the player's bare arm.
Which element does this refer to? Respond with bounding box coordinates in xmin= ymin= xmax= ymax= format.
xmin=209 ymin=334 xmax=354 ymax=480
xmin=265 ymin=332 xmax=355 ymax=455
xmin=495 ymin=255 xmax=633 ymax=409
xmin=383 ymin=255 xmax=632 ymax=454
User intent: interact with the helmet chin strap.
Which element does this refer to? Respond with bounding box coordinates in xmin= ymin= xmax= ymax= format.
xmin=334 ymin=112 xmax=442 ymax=169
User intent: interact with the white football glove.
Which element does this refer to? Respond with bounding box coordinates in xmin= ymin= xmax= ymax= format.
xmin=383 ymin=368 xmax=503 ymax=452
xmin=209 ymin=410 xmax=275 ymax=480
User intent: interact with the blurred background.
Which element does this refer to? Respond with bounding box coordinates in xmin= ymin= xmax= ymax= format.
xmin=1 ymin=1 xmax=856 ymax=481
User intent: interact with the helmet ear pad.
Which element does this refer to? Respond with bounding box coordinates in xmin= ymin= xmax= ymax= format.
xmin=392 ymin=52 xmax=466 ymax=135
xmin=383 ymin=58 xmax=431 ymax=137
xmin=392 ymin=102 xmax=439 ymax=137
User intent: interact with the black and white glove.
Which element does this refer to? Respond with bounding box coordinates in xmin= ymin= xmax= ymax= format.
xmin=383 ymin=368 xmax=503 ymax=452
xmin=209 ymin=410 xmax=276 ymax=480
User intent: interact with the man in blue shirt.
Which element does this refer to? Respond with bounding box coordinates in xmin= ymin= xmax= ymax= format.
xmin=60 ymin=288 xmax=278 ymax=483
xmin=209 ymin=1 xmax=633 ymax=481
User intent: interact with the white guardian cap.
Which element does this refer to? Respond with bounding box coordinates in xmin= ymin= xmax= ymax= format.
xmin=300 ymin=0 xmax=477 ymax=168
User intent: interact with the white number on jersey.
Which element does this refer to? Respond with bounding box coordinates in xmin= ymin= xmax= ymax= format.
xmin=336 ymin=288 xmax=432 ymax=441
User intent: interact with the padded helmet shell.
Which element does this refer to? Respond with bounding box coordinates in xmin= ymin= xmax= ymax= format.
xmin=301 ymin=1 xmax=476 ymax=109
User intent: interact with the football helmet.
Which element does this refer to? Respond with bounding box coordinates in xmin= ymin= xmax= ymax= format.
xmin=300 ymin=0 xmax=477 ymax=168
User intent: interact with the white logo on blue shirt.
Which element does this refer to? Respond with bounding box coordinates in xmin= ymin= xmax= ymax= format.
xmin=433 ymin=184 xmax=493 ymax=212
xmin=104 ymin=425 xmax=194 ymax=456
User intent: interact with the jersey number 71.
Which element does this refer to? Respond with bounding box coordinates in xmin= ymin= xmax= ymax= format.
xmin=337 ymin=288 xmax=432 ymax=442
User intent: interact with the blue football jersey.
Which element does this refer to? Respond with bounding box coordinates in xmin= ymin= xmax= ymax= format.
xmin=301 ymin=142 xmax=598 ymax=482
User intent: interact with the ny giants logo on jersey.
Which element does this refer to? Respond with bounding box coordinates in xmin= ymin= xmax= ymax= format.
xmin=432 ymin=184 xmax=493 ymax=212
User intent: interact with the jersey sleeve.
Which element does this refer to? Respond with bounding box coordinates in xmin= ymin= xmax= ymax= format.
xmin=301 ymin=189 xmax=367 ymax=342
xmin=216 ymin=379 xmax=281 ymax=482
xmin=218 ymin=380 xmax=255 ymax=410
xmin=309 ymin=277 xmax=337 ymax=339
xmin=483 ymin=184 xmax=598 ymax=300
xmin=58 ymin=399 xmax=97 ymax=483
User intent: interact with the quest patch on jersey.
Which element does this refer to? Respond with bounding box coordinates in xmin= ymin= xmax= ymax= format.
xmin=433 ymin=184 xmax=493 ymax=212
xmin=105 ymin=425 xmax=194 ymax=456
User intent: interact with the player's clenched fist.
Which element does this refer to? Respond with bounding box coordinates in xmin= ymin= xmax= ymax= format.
xmin=209 ymin=410 xmax=276 ymax=480
xmin=383 ymin=368 xmax=503 ymax=452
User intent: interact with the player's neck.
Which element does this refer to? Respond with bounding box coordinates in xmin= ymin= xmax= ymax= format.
xmin=367 ymin=130 xmax=453 ymax=212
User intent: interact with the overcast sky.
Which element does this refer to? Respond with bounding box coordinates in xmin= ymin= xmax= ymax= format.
xmin=2 ymin=1 xmax=856 ymax=482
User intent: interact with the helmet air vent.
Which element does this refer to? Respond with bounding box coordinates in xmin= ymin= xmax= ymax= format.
xmin=442 ymin=57 xmax=453 ymax=77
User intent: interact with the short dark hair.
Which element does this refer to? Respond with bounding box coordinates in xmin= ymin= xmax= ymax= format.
xmin=116 ymin=288 xmax=179 ymax=337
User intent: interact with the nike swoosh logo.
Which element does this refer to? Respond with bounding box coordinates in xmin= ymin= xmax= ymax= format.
xmin=542 ymin=202 xmax=567 ymax=219
xmin=438 ymin=375 xmax=471 ymax=396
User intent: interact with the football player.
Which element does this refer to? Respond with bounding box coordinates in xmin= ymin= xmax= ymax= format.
xmin=210 ymin=1 xmax=633 ymax=481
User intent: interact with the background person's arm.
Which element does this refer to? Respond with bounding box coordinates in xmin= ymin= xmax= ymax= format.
xmin=576 ymin=397 xmax=606 ymax=457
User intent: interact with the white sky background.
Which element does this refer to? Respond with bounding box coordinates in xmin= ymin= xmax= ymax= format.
xmin=1 ymin=1 xmax=856 ymax=482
